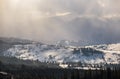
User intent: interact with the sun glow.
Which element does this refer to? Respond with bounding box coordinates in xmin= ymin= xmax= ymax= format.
xmin=10 ymin=0 xmax=20 ymax=5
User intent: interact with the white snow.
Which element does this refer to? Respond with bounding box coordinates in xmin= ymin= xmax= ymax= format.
xmin=3 ymin=43 xmax=120 ymax=68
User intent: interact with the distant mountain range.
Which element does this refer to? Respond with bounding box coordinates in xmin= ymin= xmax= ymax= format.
xmin=0 ymin=37 xmax=120 ymax=68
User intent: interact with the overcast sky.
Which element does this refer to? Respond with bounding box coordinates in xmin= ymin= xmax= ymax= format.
xmin=0 ymin=0 xmax=120 ymax=44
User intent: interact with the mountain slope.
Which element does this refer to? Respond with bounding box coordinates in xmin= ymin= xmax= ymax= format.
xmin=1 ymin=37 xmax=120 ymax=68
xmin=2 ymin=42 xmax=120 ymax=64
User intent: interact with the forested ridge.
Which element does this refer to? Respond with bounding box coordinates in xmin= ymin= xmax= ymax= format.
xmin=0 ymin=61 xmax=120 ymax=79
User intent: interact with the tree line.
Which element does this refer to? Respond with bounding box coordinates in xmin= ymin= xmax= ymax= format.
xmin=0 ymin=63 xmax=120 ymax=79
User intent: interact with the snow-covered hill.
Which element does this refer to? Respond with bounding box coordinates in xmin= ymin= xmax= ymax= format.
xmin=1 ymin=37 xmax=120 ymax=68
xmin=1 ymin=40 xmax=120 ymax=68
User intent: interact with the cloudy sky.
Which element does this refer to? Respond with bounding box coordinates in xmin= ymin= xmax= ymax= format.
xmin=0 ymin=0 xmax=120 ymax=44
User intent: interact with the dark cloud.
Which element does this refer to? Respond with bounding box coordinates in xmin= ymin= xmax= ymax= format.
xmin=0 ymin=0 xmax=120 ymax=45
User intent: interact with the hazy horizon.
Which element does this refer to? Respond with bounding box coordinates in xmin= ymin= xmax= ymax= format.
xmin=0 ymin=0 xmax=120 ymax=44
